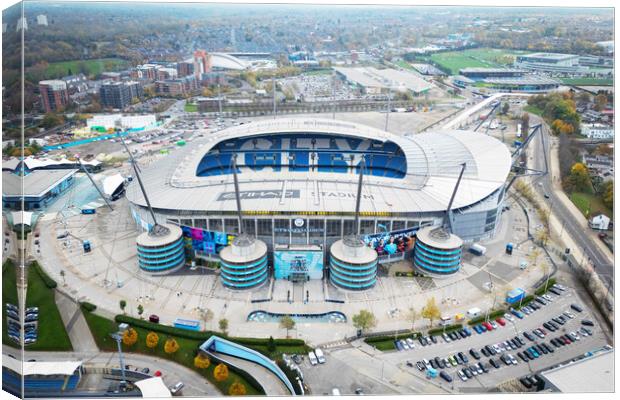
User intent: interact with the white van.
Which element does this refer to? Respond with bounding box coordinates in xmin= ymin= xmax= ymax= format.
xmin=331 ymin=388 xmax=341 ymax=396
xmin=308 ymin=351 xmax=318 ymax=366
xmin=467 ymin=307 xmax=481 ymax=319
xmin=314 ymin=348 xmax=326 ymax=364
xmin=439 ymin=316 xmax=452 ymax=326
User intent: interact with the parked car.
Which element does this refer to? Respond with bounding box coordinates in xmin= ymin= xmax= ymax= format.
xmin=582 ymin=319 xmax=594 ymax=326
xmin=489 ymin=358 xmax=500 ymax=369
xmin=170 ymin=382 xmax=184 ymax=395
xmin=496 ymin=318 xmax=506 ymax=326
xmin=571 ymin=304 xmax=583 ymax=313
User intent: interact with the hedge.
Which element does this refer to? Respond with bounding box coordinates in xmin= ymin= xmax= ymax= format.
xmin=277 ymin=360 xmax=303 ymax=395
xmin=114 ymin=315 xmax=305 ymax=346
xmin=428 ymin=324 xmax=463 ymax=336
xmin=30 ymin=261 xmax=57 ymax=288
xmin=535 ymin=278 xmax=557 ymax=296
xmin=80 ymin=302 xmax=97 ymax=312
xmin=467 ymin=309 xmax=507 ymax=326
xmin=365 ymin=331 xmax=421 ymax=344
xmin=513 ymin=295 xmax=534 ymax=309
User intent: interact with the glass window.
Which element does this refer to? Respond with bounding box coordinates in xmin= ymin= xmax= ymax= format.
xmin=407 ymin=220 xmax=419 ymax=229
xmin=257 ymin=219 xmax=272 ymax=236
xmin=343 ymin=219 xmax=356 ymax=236
xmin=243 ymin=219 xmax=256 ymax=236
xmin=209 ymin=218 xmax=223 ymax=232
xmin=392 ymin=220 xmax=406 ymax=231
xmin=360 ymin=220 xmax=375 ymax=235
xmin=224 ymin=218 xmax=239 ymax=234
xmin=309 ymin=219 xmax=324 ymax=238
xmin=377 ymin=220 xmax=391 ymax=233
xmin=194 ymin=219 xmax=207 ymax=229
xmin=326 ymin=220 xmax=341 ymax=237
xmin=167 ymin=218 xmax=180 ymax=225
xmin=181 ymin=219 xmax=192 ymax=226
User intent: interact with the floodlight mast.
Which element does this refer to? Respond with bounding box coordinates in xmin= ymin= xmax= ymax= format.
xmin=119 ymin=135 xmax=160 ymax=230
xmin=76 ymin=156 xmax=113 ymax=211
xmin=443 ymin=162 xmax=467 ymax=233
xmin=353 ymin=156 xmax=366 ymax=238
xmin=231 ymin=154 xmax=244 ymax=235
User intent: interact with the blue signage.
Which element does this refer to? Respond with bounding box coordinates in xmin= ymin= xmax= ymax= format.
xmin=274 ymin=250 xmax=324 ymax=280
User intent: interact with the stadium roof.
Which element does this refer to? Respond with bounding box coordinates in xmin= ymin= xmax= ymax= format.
xmin=127 ymin=118 xmax=511 ymax=215
xmin=103 ymin=173 xmax=126 ymax=197
xmin=2 ymin=156 xmax=101 ymax=171
xmin=3 ymin=354 xmax=82 ymax=376
xmin=540 ymin=349 xmax=614 ymax=392
xmin=334 ymin=67 xmax=433 ymax=93
xmin=459 ymin=67 xmax=527 ymax=74
xmin=211 ymin=53 xmax=248 ymax=70
xmin=520 ymin=52 xmax=579 ymax=60
xmin=134 ymin=377 xmax=172 ymax=397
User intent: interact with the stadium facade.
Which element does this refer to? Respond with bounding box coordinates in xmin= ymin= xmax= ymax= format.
xmin=127 ymin=118 xmax=511 ymax=270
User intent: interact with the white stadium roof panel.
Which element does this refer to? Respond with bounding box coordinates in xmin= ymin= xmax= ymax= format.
xmin=127 ymin=118 xmax=511 ymax=215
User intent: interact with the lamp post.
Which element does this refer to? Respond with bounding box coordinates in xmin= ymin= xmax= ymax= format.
xmin=110 ymin=323 xmax=129 ymax=388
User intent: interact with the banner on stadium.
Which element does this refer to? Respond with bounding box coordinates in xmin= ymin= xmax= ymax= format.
xmin=362 ymin=227 xmax=418 ymax=256
xmin=181 ymin=225 xmax=236 ymax=255
xmin=274 ymin=247 xmax=324 ymax=280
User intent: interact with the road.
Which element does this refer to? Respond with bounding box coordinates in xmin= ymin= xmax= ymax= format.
xmin=368 ymin=286 xmax=610 ymax=392
xmin=528 ymin=115 xmax=614 ymax=293
xmin=3 ymin=346 xmax=217 ymax=397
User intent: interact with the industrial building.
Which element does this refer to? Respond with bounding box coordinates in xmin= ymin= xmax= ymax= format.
xmin=454 ymin=68 xmax=560 ymax=93
xmin=334 ymin=66 xmax=433 ymax=95
xmin=538 ymin=348 xmax=614 ymax=392
xmin=2 ymin=168 xmax=77 ymax=211
xmin=127 ymin=118 xmax=511 ymax=281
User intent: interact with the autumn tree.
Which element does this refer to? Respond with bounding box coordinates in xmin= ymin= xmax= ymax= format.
xmin=594 ymin=93 xmax=608 ymax=111
xmin=164 ymin=337 xmax=180 ymax=354
xmin=568 ymin=162 xmax=592 ymax=193
xmin=122 ymin=328 xmax=138 ymax=346
xmin=213 ymin=363 xmax=229 ymax=382
xmin=194 ymin=354 xmax=211 ymax=369
xmin=146 ymin=332 xmax=159 ymax=349
xmin=421 ymin=297 xmax=441 ymax=327
xmin=280 ymin=316 xmax=295 ymax=338
xmin=406 ymin=307 xmax=418 ymax=332
xmin=603 ymin=181 xmax=613 ymax=210
xmin=352 ymin=310 xmax=376 ymax=333
xmin=228 ymin=381 xmax=247 ymax=396
xmin=218 ymin=318 xmax=229 ymax=335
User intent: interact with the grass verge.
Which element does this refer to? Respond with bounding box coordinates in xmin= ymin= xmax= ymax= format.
xmin=184 ymin=103 xmax=198 ymax=112
xmin=569 ymin=192 xmax=612 ymax=219
xmin=559 ymin=78 xmax=613 ymax=86
xmin=24 ymin=262 xmax=72 ymax=351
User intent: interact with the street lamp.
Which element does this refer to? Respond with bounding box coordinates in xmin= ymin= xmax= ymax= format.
xmin=110 ymin=323 xmax=129 ymax=388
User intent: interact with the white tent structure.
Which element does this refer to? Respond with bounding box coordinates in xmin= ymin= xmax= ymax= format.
xmin=134 ymin=377 xmax=172 ymax=397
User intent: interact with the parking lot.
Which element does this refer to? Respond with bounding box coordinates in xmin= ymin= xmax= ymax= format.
xmin=306 ymin=285 xmax=611 ymax=394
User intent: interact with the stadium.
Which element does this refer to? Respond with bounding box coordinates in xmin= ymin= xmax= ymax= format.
xmin=126 ymin=118 xmax=511 ymax=276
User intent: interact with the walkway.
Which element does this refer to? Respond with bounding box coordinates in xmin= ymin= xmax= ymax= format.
xmin=55 ymin=290 xmax=98 ymax=353
xmin=211 ymin=352 xmax=291 ymax=396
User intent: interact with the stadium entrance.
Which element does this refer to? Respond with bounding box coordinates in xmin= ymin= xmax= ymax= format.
xmin=273 ymin=244 xmax=324 ymax=281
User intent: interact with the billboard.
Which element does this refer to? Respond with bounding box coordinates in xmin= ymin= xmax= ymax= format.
xmin=362 ymin=227 xmax=418 ymax=256
xmin=274 ymin=248 xmax=324 ymax=280
xmin=181 ymin=225 xmax=236 ymax=255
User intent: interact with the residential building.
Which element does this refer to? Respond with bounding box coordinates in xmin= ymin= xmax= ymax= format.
xmin=61 ymin=74 xmax=88 ymax=93
xmin=39 ymin=80 xmax=69 ymax=113
xmin=100 ymin=81 xmax=132 ymax=110
xmin=589 ymin=214 xmax=611 ymax=231
xmin=177 ymin=60 xmax=195 ymax=77
xmin=101 ymin=72 xmax=122 ymax=81
xmin=581 ymin=124 xmax=614 ymax=140
xmin=156 ymin=76 xmax=198 ymax=96
xmin=193 ymin=50 xmax=212 ymax=79
xmin=157 ymin=67 xmax=178 ymax=80
xmin=36 ymin=15 xmax=48 ymax=26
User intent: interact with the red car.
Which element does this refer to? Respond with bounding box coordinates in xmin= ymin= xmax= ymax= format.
xmin=496 ymin=318 xmax=506 ymax=326
xmin=483 ymin=321 xmax=493 ymax=331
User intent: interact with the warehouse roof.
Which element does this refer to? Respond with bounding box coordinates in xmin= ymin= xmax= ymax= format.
xmin=334 ymin=66 xmax=433 ymax=93
xmin=540 ymin=349 xmax=614 ymax=392
xmin=127 ymin=118 xmax=511 ymax=215
xmin=2 ymin=169 xmax=77 ymax=198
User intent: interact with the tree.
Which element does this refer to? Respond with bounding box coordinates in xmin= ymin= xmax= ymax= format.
xmin=352 ymin=310 xmax=377 ymax=333
xmin=594 ymin=93 xmax=607 ymax=111
xmin=131 ymin=97 xmax=140 ymax=105
xmin=406 ymin=307 xmax=418 ymax=332
xmin=202 ymin=87 xmax=214 ymax=97
xmin=421 ymin=297 xmax=441 ymax=327
xmin=213 ymin=363 xmax=229 ymax=382
xmin=146 ymin=332 xmax=159 ymax=349
xmin=577 ymin=92 xmax=591 ymax=104
xmin=267 ymin=336 xmax=276 ymax=353
xmin=119 ymin=300 xmax=127 ymax=314
xmin=501 ymin=102 xmax=509 ymax=115
xmin=41 ymin=112 xmax=64 ymax=129
xmin=164 ymin=337 xmax=180 ymax=354
xmin=137 ymin=304 xmax=144 ymax=319
xmin=594 ymin=144 xmax=613 ymax=156
xmin=201 ymin=308 xmax=214 ymax=331
xmin=60 ymin=270 xmax=66 ymax=285
xmin=528 ymin=248 xmax=542 ymax=267
xmin=194 ymin=354 xmax=211 ymax=369
xmin=229 ymin=381 xmax=247 ymax=396
xmin=219 ymin=318 xmax=229 ymax=335
xmin=280 ymin=316 xmax=295 ymax=338
xmin=122 ymin=328 xmax=138 ymax=346
xmin=535 ymin=229 xmax=550 ymax=246
xmin=603 ymin=181 xmax=613 ymax=210
xmin=569 ymin=162 xmax=592 ymax=193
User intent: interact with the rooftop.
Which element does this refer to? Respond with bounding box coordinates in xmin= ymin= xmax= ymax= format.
xmin=2 ymin=169 xmax=77 ymax=198
xmin=540 ymin=349 xmax=614 ymax=392
xmin=521 ymin=52 xmax=579 ymax=60
xmin=3 ymin=354 xmax=82 ymax=376
xmin=334 ymin=66 xmax=433 ymax=93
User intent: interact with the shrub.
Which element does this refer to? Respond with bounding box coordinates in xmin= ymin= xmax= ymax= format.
xmin=164 ymin=337 xmax=179 ymax=354
xmin=122 ymin=328 xmax=138 ymax=346
xmin=194 ymin=354 xmax=211 ymax=369
xmin=428 ymin=324 xmax=463 ymax=336
xmin=535 ymin=278 xmax=557 ymax=295
xmin=146 ymin=332 xmax=159 ymax=349
xmin=228 ymin=381 xmax=247 ymax=396
xmin=213 ymin=363 xmax=229 ymax=382
xmin=80 ymin=302 xmax=97 ymax=312
xmin=467 ymin=309 xmax=507 ymax=326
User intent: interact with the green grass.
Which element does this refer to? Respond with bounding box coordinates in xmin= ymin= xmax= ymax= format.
xmin=184 ymin=103 xmax=198 ymax=112
xmin=570 ymin=192 xmax=612 ymax=219
xmin=523 ymin=104 xmax=544 ymax=117
xmin=429 ymin=48 xmax=529 ymax=75
xmin=82 ymin=310 xmax=265 ymax=395
xmin=29 ymin=57 xmax=129 ymax=80
xmin=395 ymin=60 xmax=416 ymax=70
xmin=559 ymin=78 xmax=613 ymax=86
xmin=3 ymin=260 xmax=19 ymax=348
xmin=24 ymin=263 xmax=73 ymax=351
xmin=302 ymin=68 xmax=333 ymax=76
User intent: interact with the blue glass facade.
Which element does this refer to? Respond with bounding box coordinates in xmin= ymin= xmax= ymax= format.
xmin=329 ymin=255 xmax=377 ymax=290
xmin=413 ymin=240 xmax=462 ymax=275
xmin=220 ymin=254 xmax=269 ymax=289
xmin=137 ymin=236 xmax=185 ymax=273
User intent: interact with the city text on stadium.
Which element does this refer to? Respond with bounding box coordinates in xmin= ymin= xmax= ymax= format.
xmin=127 ymin=117 xmax=511 ymax=273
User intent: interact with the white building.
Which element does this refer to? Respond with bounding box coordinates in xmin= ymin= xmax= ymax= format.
xmin=16 ymin=17 xmax=27 ymax=31
xmin=581 ymin=124 xmax=614 ymax=140
xmin=589 ymin=214 xmax=611 ymax=231
xmin=28 ymin=138 xmax=47 ymax=147
xmin=36 ymin=15 xmax=48 ymax=26
xmin=86 ymin=114 xmax=157 ymax=130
